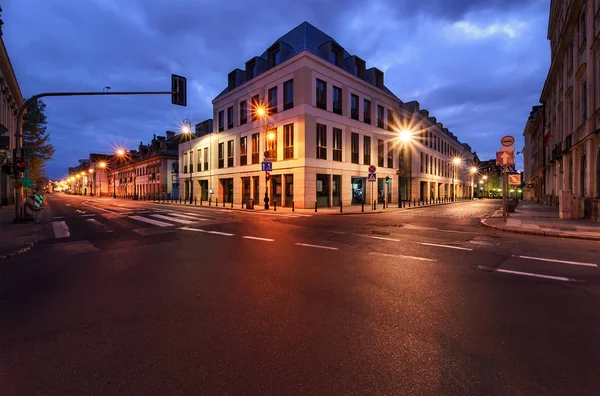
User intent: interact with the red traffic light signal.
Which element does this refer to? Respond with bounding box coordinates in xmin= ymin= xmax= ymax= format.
xmin=16 ymin=160 xmax=26 ymax=172
xmin=265 ymin=171 xmax=270 ymax=181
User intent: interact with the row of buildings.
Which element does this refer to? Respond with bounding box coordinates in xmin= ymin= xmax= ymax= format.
xmin=0 ymin=13 xmax=25 ymax=207
xmin=523 ymin=0 xmax=600 ymax=220
xmin=65 ymin=22 xmax=490 ymax=208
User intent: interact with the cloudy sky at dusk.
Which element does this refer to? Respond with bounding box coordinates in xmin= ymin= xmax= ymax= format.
xmin=4 ymin=0 xmax=549 ymax=178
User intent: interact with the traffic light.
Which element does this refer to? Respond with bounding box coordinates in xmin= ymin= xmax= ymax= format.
xmin=15 ymin=160 xmax=26 ymax=173
xmin=171 ymin=74 xmax=187 ymax=107
xmin=265 ymin=172 xmax=271 ymax=181
xmin=385 ymin=176 xmax=390 ymax=184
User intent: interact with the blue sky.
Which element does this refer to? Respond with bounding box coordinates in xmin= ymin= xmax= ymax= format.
xmin=4 ymin=0 xmax=550 ymax=178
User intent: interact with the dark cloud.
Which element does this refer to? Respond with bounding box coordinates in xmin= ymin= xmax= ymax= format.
xmin=4 ymin=0 xmax=549 ymax=178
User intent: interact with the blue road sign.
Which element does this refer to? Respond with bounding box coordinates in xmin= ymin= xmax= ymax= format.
xmin=367 ymin=173 xmax=376 ymax=182
xmin=262 ymin=161 xmax=272 ymax=172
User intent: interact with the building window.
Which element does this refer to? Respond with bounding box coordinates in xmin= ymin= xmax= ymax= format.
xmin=267 ymin=86 xmax=278 ymax=114
xmin=351 ymin=94 xmax=359 ymax=120
xmin=349 ymin=132 xmax=359 ymax=164
xmin=218 ymin=143 xmax=224 ymax=169
xmin=580 ymin=151 xmax=587 ymax=197
xmin=387 ymin=109 xmax=394 ymax=131
xmin=284 ymin=124 xmax=294 ymax=159
xmin=364 ymin=99 xmax=371 ymax=124
xmin=581 ymin=9 xmax=587 ymax=45
xmin=333 ymin=86 xmax=342 ymax=115
xmin=240 ymin=100 xmax=248 ymax=125
xmin=269 ymin=47 xmax=281 ymax=68
xmin=377 ymin=105 xmax=384 ymax=128
xmin=387 ymin=142 xmax=393 ymax=168
xmin=183 ymin=153 xmax=188 ymax=173
xmin=425 ymin=154 xmax=429 ymax=174
xmin=247 ymin=60 xmax=256 ymax=80
xmin=240 ymin=136 xmax=248 ymax=166
xmin=283 ymin=79 xmax=294 ymax=110
xmin=333 ymin=128 xmax=342 ymax=162
xmin=316 ymin=79 xmax=327 ymax=110
xmin=203 ymin=147 xmax=209 ymax=171
xmin=330 ymin=49 xmax=338 ymax=66
xmin=266 ymin=128 xmax=277 ymax=161
xmin=420 ymin=152 xmax=424 ymax=173
xmin=227 ymin=106 xmax=234 ymax=129
xmin=197 ymin=149 xmax=202 ymax=171
xmin=218 ymin=110 xmax=224 ymax=132
xmin=227 ymin=140 xmax=234 ymax=167
xmin=378 ymin=139 xmax=384 ymax=167
xmin=251 ymin=95 xmax=260 ymax=121
xmin=251 ymin=133 xmax=260 ymax=164
xmin=363 ymin=135 xmax=371 ymax=165
xmin=582 ymin=80 xmax=587 ymax=122
xmin=316 ymin=123 xmax=327 ymax=159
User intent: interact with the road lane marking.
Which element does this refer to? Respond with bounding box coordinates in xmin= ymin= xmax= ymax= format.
xmin=369 ymin=252 xmax=436 ymax=262
xmin=150 ymin=214 xmax=194 ymax=224
xmin=82 ymin=214 xmax=96 ymax=217
xmin=513 ymin=255 xmax=598 ymax=268
xmin=243 ymin=236 xmax=274 ymax=242
xmin=52 ymin=221 xmax=70 ymax=238
xmin=166 ymin=212 xmax=209 ymax=220
xmin=363 ymin=235 xmax=401 ymax=242
xmin=179 ymin=227 xmax=234 ymax=236
xmin=419 ymin=242 xmax=473 ymax=251
xmin=295 ymin=243 xmax=338 ymax=250
xmin=129 ymin=215 xmax=171 ymax=227
xmin=86 ymin=218 xmax=113 ymax=232
xmin=82 ymin=202 xmax=117 ymax=213
xmin=76 ymin=209 xmax=87 ymax=214
xmin=53 ymin=216 xmax=64 ymax=219
xmin=494 ymin=268 xmax=573 ymax=282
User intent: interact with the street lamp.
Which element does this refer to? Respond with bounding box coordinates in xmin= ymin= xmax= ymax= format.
xmin=482 ymin=175 xmax=488 ymax=198
xmin=114 ymin=148 xmax=125 ymax=198
xmin=181 ymin=118 xmax=193 ymax=202
xmin=98 ymin=162 xmax=106 ymax=197
xmin=398 ymin=129 xmax=413 ymax=143
xmin=452 ymin=157 xmax=461 ymax=201
xmin=469 ymin=166 xmax=477 ymax=199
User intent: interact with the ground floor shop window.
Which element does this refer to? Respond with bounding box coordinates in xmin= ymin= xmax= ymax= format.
xmin=316 ymin=174 xmax=330 ymax=207
xmin=351 ymin=177 xmax=365 ymax=204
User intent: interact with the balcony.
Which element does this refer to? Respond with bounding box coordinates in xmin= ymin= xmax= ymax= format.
xmin=552 ymin=142 xmax=563 ymax=160
xmin=565 ymin=134 xmax=573 ymax=151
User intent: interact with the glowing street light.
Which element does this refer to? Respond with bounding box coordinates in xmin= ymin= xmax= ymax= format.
xmin=116 ymin=149 xmax=125 ymax=157
xmin=399 ymin=129 xmax=413 ymax=143
xmin=267 ymin=131 xmax=275 ymax=141
xmin=469 ymin=166 xmax=477 ymax=174
xmin=256 ymin=104 xmax=267 ymax=118
xmin=89 ymin=168 xmax=94 ymax=173
xmin=99 ymin=162 xmax=106 ymax=169
xmin=452 ymin=157 xmax=461 ymax=165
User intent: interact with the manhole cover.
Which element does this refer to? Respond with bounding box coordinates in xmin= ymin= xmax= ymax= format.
xmin=469 ymin=240 xmax=499 ymax=246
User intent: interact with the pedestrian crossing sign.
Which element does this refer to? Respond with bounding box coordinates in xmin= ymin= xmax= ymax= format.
xmin=367 ymin=173 xmax=376 ymax=182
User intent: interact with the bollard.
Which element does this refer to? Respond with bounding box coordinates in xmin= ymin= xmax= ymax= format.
xmin=315 ymin=201 xmax=317 ymax=213
xmin=223 ymin=199 xmax=225 ymax=208
xmin=292 ymin=201 xmax=295 ymax=212
xmin=200 ymin=197 xmax=203 ymax=206
xmin=274 ymin=199 xmax=276 ymax=211
xmin=373 ymin=200 xmax=376 ymax=210
xmin=231 ymin=200 xmax=233 ymax=209
xmin=362 ymin=200 xmax=364 ymax=212
xmin=340 ymin=199 xmax=342 ymax=213
xmin=216 ymin=198 xmax=218 ymax=206
xmin=179 ymin=197 xmax=182 ymax=204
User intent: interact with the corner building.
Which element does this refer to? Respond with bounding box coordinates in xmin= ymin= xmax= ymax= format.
xmin=180 ymin=22 xmax=475 ymax=208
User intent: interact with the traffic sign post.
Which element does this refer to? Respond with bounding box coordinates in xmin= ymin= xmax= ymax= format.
xmin=497 ymin=136 xmax=515 ymax=222
xmin=261 ymin=161 xmax=272 ymax=172
xmin=368 ymin=166 xmax=376 ymax=210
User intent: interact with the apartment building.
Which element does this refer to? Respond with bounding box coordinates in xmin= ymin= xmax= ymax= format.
xmin=0 ymin=19 xmax=24 ymax=207
xmin=530 ymin=0 xmax=600 ymax=219
xmin=179 ymin=22 xmax=476 ymax=208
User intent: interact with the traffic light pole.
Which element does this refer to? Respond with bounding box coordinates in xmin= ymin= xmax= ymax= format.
xmin=14 ymin=90 xmax=177 ymax=222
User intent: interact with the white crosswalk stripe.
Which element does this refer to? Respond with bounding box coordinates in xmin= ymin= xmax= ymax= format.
xmin=52 ymin=221 xmax=70 ymax=238
xmin=150 ymin=214 xmax=195 ymax=224
xmin=165 ymin=212 xmax=209 ymax=220
xmin=129 ymin=215 xmax=172 ymax=227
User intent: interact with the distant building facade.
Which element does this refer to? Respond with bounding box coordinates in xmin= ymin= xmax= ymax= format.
xmin=0 ymin=19 xmax=24 ymax=206
xmin=522 ymin=106 xmax=544 ymax=201
xmin=526 ymin=0 xmax=600 ymax=219
xmin=178 ymin=22 xmax=476 ymax=208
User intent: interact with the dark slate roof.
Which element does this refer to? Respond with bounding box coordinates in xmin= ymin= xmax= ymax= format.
xmin=215 ymin=21 xmax=399 ymax=100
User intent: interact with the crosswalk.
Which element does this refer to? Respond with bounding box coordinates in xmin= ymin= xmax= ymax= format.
xmin=51 ymin=210 xmax=216 ymax=239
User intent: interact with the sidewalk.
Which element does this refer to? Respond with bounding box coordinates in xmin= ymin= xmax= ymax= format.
xmin=117 ymin=195 xmax=479 ymax=215
xmin=0 ymin=204 xmax=50 ymax=259
xmin=480 ymin=200 xmax=600 ymax=241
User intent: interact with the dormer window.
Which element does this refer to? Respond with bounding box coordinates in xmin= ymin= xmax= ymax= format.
xmin=268 ymin=44 xmax=281 ymax=68
xmin=330 ymin=44 xmax=343 ymax=68
xmin=375 ymin=70 xmax=383 ymax=88
xmin=330 ymin=50 xmax=338 ymax=66
xmin=246 ymin=59 xmax=257 ymax=80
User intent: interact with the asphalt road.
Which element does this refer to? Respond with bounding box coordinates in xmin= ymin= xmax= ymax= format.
xmin=1 ymin=194 xmax=599 ymax=395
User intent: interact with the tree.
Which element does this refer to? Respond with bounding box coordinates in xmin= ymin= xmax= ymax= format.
xmin=22 ymin=98 xmax=55 ymax=181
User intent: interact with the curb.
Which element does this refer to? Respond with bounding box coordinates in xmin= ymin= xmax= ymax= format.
xmin=479 ymin=218 xmax=600 ymax=241
xmin=0 ymin=243 xmax=34 ymax=260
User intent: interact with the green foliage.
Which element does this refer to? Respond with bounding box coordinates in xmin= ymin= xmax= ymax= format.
xmin=22 ymin=98 xmax=55 ymax=181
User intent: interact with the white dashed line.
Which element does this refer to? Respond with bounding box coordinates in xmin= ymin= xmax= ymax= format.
xmin=419 ymin=242 xmax=473 ymax=251
xmin=369 ymin=252 xmax=436 ymax=262
xmin=52 ymin=221 xmax=70 ymax=239
xmin=364 ymin=235 xmax=401 ymax=242
xmin=82 ymin=214 xmax=96 ymax=217
xmin=166 ymin=212 xmax=209 ymax=220
xmin=494 ymin=269 xmax=574 ymax=282
xmin=513 ymin=255 xmax=598 ymax=268
xmin=243 ymin=236 xmax=274 ymax=242
xmin=295 ymin=243 xmax=338 ymax=250
xmin=179 ymin=227 xmax=234 ymax=236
